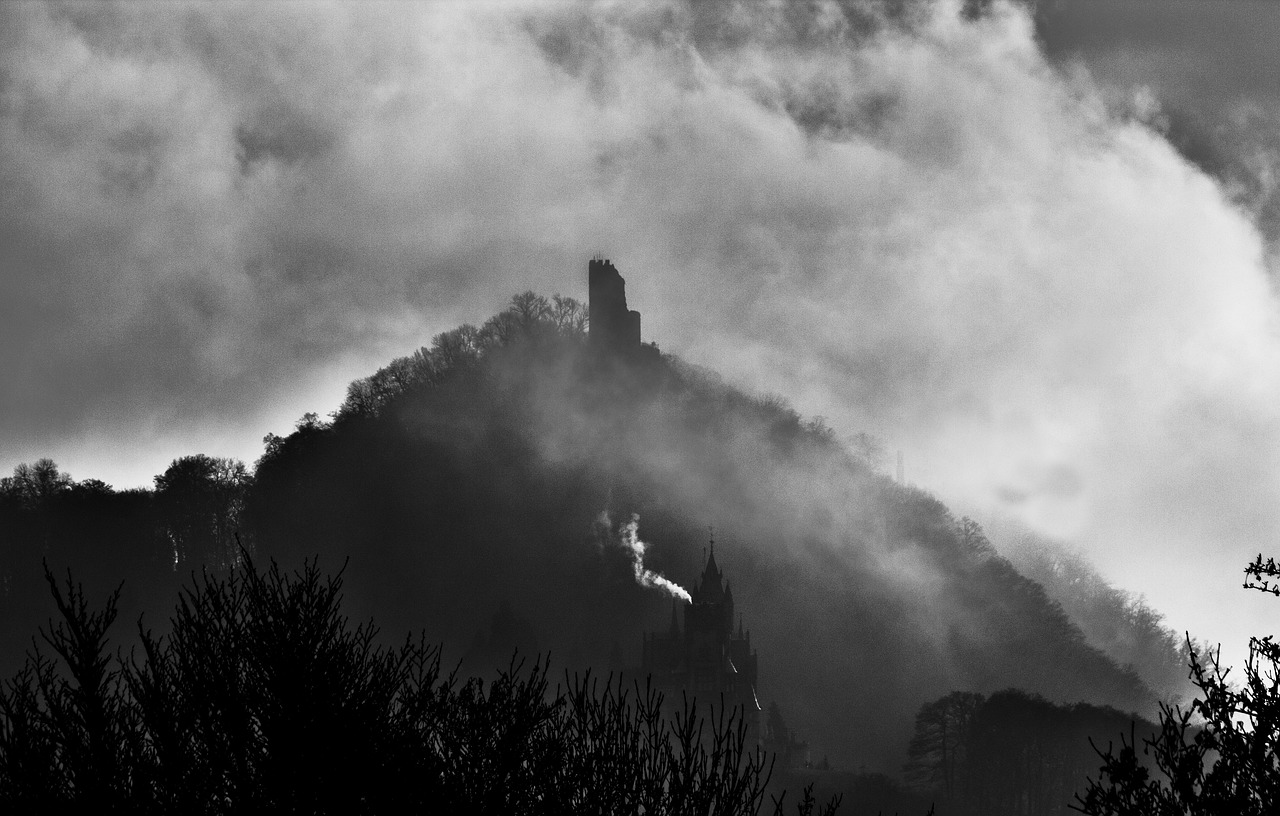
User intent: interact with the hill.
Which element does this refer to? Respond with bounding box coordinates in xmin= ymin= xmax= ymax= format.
xmin=0 ymin=285 xmax=1160 ymax=771
xmin=233 ymin=288 xmax=1153 ymax=770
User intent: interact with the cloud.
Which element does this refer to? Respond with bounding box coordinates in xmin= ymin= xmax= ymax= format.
xmin=1034 ymin=0 xmax=1280 ymax=248
xmin=3 ymin=0 xmax=1279 ymax=661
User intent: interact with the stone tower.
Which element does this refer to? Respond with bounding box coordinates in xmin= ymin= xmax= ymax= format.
xmin=588 ymin=259 xmax=641 ymax=353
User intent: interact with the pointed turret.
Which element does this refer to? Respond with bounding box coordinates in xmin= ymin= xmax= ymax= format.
xmin=699 ymin=537 xmax=724 ymax=603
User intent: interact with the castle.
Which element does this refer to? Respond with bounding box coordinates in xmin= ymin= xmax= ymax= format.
xmin=588 ymin=258 xmax=642 ymax=354
xmin=640 ymin=542 xmax=762 ymax=743
xmin=590 ymin=259 xmax=806 ymax=759
xmin=588 ymin=259 xmax=761 ymax=740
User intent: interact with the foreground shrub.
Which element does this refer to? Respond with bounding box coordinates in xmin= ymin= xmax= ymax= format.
xmin=0 ymin=557 xmax=836 ymax=815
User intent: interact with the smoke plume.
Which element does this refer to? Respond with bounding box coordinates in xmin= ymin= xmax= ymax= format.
xmin=603 ymin=511 xmax=691 ymax=604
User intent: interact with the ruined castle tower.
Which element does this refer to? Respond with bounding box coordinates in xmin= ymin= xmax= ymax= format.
xmin=588 ymin=259 xmax=642 ymax=353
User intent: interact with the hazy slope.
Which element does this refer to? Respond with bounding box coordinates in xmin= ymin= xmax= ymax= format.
xmin=989 ymin=525 xmax=1199 ymax=704
xmin=243 ymin=295 xmax=1153 ymax=770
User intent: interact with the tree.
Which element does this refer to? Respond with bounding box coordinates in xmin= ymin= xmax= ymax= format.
xmin=1073 ymin=554 xmax=1280 ymax=814
xmin=904 ymin=690 xmax=983 ymax=804
xmin=1002 ymin=533 xmax=1204 ymax=705
xmin=906 ymin=689 xmax=1151 ymax=816
xmin=154 ymin=455 xmax=250 ymax=568
xmin=509 ymin=291 xmax=552 ymax=329
xmin=0 ymin=460 xmax=72 ymax=508
xmin=0 ymin=568 xmax=129 ymax=809
xmin=430 ymin=323 xmax=482 ymax=371
xmin=847 ymin=432 xmax=885 ymax=471
xmin=551 ymin=295 xmax=588 ymax=335
xmin=955 ymin=517 xmax=994 ymax=560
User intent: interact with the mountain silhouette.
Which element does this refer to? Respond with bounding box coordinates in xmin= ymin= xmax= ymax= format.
xmin=234 ymin=284 xmax=1153 ymax=769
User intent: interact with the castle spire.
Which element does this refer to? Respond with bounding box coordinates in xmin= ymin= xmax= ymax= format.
xmin=705 ymin=533 xmax=720 ymax=580
xmin=700 ymin=529 xmax=724 ymax=602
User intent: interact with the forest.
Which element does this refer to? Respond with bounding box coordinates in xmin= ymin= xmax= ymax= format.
xmin=1 ymin=292 xmax=1271 ymax=814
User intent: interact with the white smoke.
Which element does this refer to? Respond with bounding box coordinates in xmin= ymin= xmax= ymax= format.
xmin=600 ymin=511 xmax=692 ymax=603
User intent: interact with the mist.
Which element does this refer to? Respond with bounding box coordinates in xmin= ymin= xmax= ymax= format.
xmin=3 ymin=0 xmax=1279 ymax=672
xmin=210 ymin=307 xmax=1158 ymax=773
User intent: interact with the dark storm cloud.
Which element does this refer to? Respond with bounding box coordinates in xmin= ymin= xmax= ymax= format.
xmin=1036 ymin=0 xmax=1280 ymax=103
xmin=2 ymin=0 xmax=1279 ymax=663
xmin=1035 ymin=0 xmax=1280 ymax=243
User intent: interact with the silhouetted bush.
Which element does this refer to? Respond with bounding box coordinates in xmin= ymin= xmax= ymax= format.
xmin=0 ymin=556 xmax=837 ymax=815
xmin=1073 ymin=554 xmax=1280 ymax=815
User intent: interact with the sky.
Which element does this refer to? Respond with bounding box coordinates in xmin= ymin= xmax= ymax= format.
xmin=3 ymin=0 xmax=1280 ymax=670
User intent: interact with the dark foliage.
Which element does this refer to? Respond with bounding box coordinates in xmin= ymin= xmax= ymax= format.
xmin=153 ymin=454 xmax=250 ymax=570
xmin=904 ymin=689 xmax=1156 ymax=816
xmin=0 ymin=461 xmax=177 ymax=684
xmin=777 ymin=768 xmax=931 ymax=816
xmin=0 ymin=557 xmax=839 ymax=816
xmin=1072 ymin=555 xmax=1280 ymax=815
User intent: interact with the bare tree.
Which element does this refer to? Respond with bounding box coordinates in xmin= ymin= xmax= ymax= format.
xmin=0 ymin=460 xmax=72 ymax=508
xmin=1074 ymin=554 xmax=1280 ymax=814
xmin=904 ymin=690 xmax=983 ymax=804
